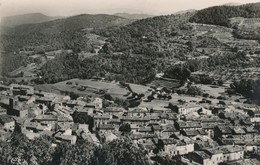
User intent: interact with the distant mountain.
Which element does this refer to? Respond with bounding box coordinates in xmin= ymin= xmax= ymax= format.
xmin=1 ymin=13 xmax=64 ymax=27
xmin=114 ymin=13 xmax=154 ymax=20
xmin=189 ymin=2 xmax=260 ymax=26
xmin=174 ymin=9 xmax=197 ymax=15
xmin=223 ymin=3 xmax=242 ymax=6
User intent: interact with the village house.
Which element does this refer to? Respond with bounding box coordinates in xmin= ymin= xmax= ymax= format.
xmin=10 ymin=84 xmax=34 ymax=96
xmin=193 ymin=140 xmax=219 ymax=151
xmin=159 ymin=138 xmax=178 ymax=155
xmin=202 ymin=148 xmax=224 ymax=165
xmin=198 ymin=107 xmax=213 ymax=116
xmin=176 ymin=140 xmax=194 ymax=155
xmin=35 ymin=97 xmax=53 ymax=108
xmin=219 ymin=112 xmax=244 ymax=126
xmin=180 ymin=129 xmax=200 ymax=137
xmin=128 ymin=108 xmax=147 ymax=118
xmin=151 ymin=125 xmax=163 ymax=137
xmin=0 ymin=98 xmax=10 ymax=110
xmin=188 ymin=151 xmax=212 ymax=165
xmin=219 ymin=145 xmax=244 ymax=162
xmin=149 ymin=115 xmax=161 ymax=123
xmin=232 ymin=126 xmax=246 ymax=135
xmin=130 ymin=134 xmax=158 ymax=145
xmin=23 ymin=120 xmax=53 ymax=133
xmin=151 ymin=108 xmax=172 ymax=114
xmin=201 ymin=123 xmax=219 ymax=138
xmin=62 ymin=100 xmax=77 ymax=108
xmin=107 ymin=119 xmax=121 ymax=128
xmin=175 ymin=121 xmax=202 ymax=131
xmin=244 ymin=126 xmax=257 ymax=134
xmin=160 ymin=113 xmax=178 ymax=124
xmin=85 ymin=97 xmax=103 ymax=109
xmin=103 ymin=107 xmax=124 ymax=115
xmin=54 ymin=129 xmax=77 ymax=145
xmin=98 ymin=124 xmax=115 ymax=134
xmin=170 ymin=104 xmax=201 ymax=115
xmin=32 ymin=115 xmax=58 ymax=124
xmin=138 ymin=127 xmax=153 ymax=135
xmin=93 ymin=114 xmax=111 ymax=126
xmin=7 ymin=97 xmax=28 ymax=118
xmin=121 ymin=116 xmax=150 ymax=126
xmin=214 ymin=126 xmax=233 ymax=139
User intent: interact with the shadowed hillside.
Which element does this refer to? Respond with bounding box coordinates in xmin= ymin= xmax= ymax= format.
xmin=1 ymin=14 xmax=132 ymax=52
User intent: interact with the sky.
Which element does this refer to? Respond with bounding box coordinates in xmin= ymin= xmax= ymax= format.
xmin=0 ymin=0 xmax=260 ymax=17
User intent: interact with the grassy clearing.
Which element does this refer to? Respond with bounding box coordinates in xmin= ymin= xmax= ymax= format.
xmin=35 ymin=79 xmax=129 ymax=99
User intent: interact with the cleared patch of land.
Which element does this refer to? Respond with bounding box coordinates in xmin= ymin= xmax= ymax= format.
xmin=35 ymin=79 xmax=130 ymax=99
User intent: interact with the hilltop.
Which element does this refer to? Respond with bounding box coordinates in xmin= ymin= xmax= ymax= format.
xmin=1 ymin=13 xmax=63 ymax=27
xmin=114 ymin=13 xmax=154 ymax=20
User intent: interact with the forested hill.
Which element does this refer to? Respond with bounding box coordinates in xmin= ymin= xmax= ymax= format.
xmin=4 ymin=14 xmax=131 ymax=35
xmin=94 ymin=12 xmax=194 ymax=57
xmin=189 ymin=3 xmax=260 ymax=26
xmin=1 ymin=14 xmax=132 ymax=52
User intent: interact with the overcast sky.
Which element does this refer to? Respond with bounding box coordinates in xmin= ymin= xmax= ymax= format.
xmin=0 ymin=0 xmax=260 ymax=17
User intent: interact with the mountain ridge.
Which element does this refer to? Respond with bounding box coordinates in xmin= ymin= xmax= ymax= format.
xmin=113 ymin=13 xmax=154 ymax=20
xmin=1 ymin=13 xmax=64 ymax=27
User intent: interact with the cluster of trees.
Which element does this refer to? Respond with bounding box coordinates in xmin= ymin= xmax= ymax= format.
xmin=176 ymin=86 xmax=203 ymax=96
xmin=0 ymin=133 xmax=56 ymax=165
xmin=164 ymin=66 xmax=191 ymax=81
xmin=0 ymin=133 xmax=153 ymax=165
xmin=1 ymin=52 xmax=34 ymax=77
xmin=38 ymin=53 xmax=156 ymax=84
xmin=163 ymin=51 xmax=255 ymax=83
xmin=163 ymin=52 xmax=250 ymax=83
xmin=230 ymin=79 xmax=260 ymax=104
xmin=184 ymin=52 xmax=250 ymax=72
xmin=186 ymin=86 xmax=203 ymax=96
xmin=190 ymin=3 xmax=260 ymax=26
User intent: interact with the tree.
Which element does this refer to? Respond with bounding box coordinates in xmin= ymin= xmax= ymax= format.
xmin=53 ymin=140 xmax=97 ymax=165
xmin=0 ymin=134 xmax=56 ymax=165
xmin=186 ymin=86 xmax=202 ymax=96
xmin=95 ymin=138 xmax=149 ymax=165
xmin=164 ymin=66 xmax=191 ymax=81
xmin=119 ymin=123 xmax=131 ymax=133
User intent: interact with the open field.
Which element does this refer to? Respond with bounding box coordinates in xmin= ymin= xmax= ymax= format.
xmin=35 ymin=79 xmax=130 ymax=99
xmin=194 ymin=84 xmax=226 ymax=98
xmin=147 ymin=79 xmax=181 ymax=89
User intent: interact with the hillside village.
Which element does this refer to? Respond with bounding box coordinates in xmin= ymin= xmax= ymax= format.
xmin=0 ymin=78 xmax=259 ymax=164
xmin=1 ymin=2 xmax=260 ymax=165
